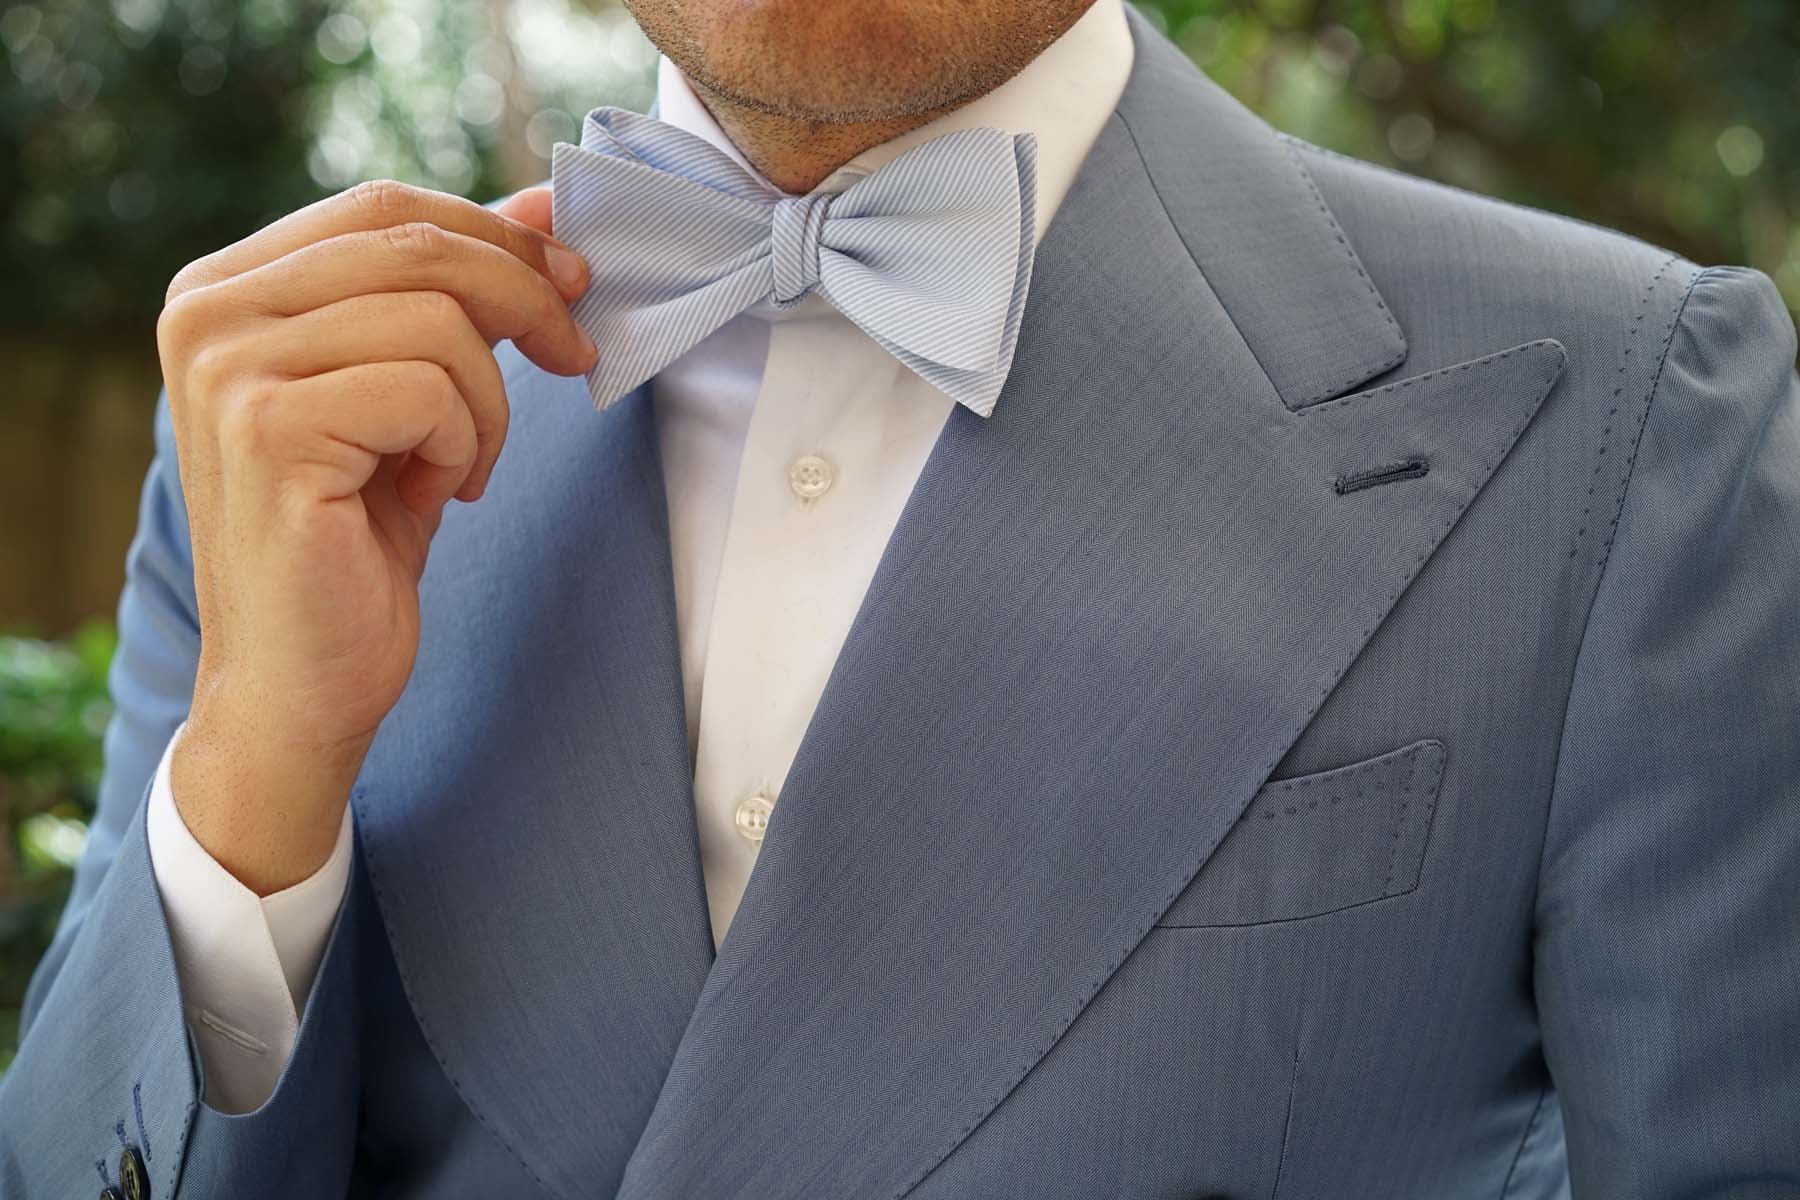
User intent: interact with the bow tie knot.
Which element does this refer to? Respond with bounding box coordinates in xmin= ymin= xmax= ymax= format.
xmin=770 ymin=192 xmax=832 ymax=306
xmin=551 ymin=106 xmax=1039 ymax=418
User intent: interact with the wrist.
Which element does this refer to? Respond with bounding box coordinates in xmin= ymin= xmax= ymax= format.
xmin=170 ymin=706 xmax=371 ymax=896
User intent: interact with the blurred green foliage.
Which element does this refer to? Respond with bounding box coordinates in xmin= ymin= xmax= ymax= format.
xmin=1 ymin=0 xmax=654 ymax=336
xmin=1 ymin=0 xmax=1796 ymax=1069
xmin=1137 ymin=0 xmax=1800 ymax=309
xmin=2 ymin=0 xmax=327 ymax=334
xmin=0 ymin=623 xmax=114 ymax=1071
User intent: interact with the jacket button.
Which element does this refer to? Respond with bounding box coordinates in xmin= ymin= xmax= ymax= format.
xmin=118 ymin=1146 xmax=150 ymax=1200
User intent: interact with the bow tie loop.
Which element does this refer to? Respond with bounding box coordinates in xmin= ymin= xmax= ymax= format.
xmin=770 ymin=192 xmax=832 ymax=307
xmin=552 ymin=106 xmax=1039 ymax=418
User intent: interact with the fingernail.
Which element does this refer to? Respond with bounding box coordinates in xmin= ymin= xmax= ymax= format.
xmin=580 ymin=327 xmax=598 ymax=365
xmin=545 ymin=244 xmax=586 ymax=293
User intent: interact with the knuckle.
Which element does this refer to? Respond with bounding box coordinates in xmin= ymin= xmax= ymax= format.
xmin=163 ymin=259 xmax=213 ymax=308
xmin=185 ymin=338 xmax=244 ymax=396
xmin=499 ymin=219 xmax=546 ymax=270
xmin=214 ymin=380 xmax=282 ymax=456
xmin=382 ymin=219 xmax=446 ymax=261
xmin=403 ymin=289 xmax=463 ymax=327
xmin=155 ymin=289 xmax=203 ymax=355
xmin=346 ymin=177 xmax=419 ymax=225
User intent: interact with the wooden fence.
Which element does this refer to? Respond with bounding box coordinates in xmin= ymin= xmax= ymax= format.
xmin=0 ymin=337 xmax=163 ymax=636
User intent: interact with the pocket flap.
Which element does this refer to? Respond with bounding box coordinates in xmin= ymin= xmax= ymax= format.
xmin=1155 ymin=738 xmax=1447 ymax=928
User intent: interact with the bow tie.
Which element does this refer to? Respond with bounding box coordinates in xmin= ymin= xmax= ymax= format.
xmin=549 ymin=106 xmax=1038 ymax=418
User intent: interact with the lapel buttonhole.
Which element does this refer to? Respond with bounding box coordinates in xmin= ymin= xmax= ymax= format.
xmin=1334 ymin=456 xmax=1430 ymax=495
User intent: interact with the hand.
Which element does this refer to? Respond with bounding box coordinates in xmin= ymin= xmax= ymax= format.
xmin=157 ymin=180 xmax=590 ymax=894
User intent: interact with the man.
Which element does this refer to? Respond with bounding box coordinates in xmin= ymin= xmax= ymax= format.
xmin=4 ymin=0 xmax=1797 ymax=1195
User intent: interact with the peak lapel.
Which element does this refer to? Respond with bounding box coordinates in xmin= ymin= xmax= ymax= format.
xmin=1114 ymin=6 xmax=1409 ymax=411
xmin=352 ymin=379 xmax=714 ymax=1199
xmin=617 ymin=11 xmax=1564 ymax=1200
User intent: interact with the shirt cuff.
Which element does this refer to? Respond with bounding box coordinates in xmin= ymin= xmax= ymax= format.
xmin=144 ymin=718 xmax=354 ymax=1113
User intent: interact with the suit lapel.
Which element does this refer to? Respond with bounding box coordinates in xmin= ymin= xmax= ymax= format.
xmin=351 ymin=378 xmax=715 ymax=1200
xmin=617 ymin=8 xmax=1564 ymax=1199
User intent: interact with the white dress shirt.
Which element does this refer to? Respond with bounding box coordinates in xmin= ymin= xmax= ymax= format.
xmin=146 ymin=0 xmax=1133 ymax=1115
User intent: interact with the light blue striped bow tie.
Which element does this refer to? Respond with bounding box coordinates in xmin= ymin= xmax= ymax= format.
xmin=549 ymin=106 xmax=1038 ymax=418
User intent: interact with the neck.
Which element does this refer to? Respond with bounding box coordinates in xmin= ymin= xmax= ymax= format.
xmin=682 ymin=80 xmax=967 ymax=195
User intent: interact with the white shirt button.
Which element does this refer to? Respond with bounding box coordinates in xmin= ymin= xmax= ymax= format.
xmin=734 ymin=791 xmax=775 ymax=843
xmin=787 ymin=453 xmax=835 ymax=501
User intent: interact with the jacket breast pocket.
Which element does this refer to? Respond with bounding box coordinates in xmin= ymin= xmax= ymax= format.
xmin=1154 ymin=738 xmax=1446 ymax=928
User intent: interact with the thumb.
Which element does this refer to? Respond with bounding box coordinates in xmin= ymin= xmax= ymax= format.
xmin=495 ymin=184 xmax=555 ymax=239
xmin=494 ymin=184 xmax=590 ymax=302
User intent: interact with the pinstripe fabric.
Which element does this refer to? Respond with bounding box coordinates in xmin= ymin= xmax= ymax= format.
xmin=550 ymin=106 xmax=1038 ymax=418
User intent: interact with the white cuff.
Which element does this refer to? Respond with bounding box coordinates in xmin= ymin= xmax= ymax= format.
xmin=145 ymin=719 xmax=354 ymax=1114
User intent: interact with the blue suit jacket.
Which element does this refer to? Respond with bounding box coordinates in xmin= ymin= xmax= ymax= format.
xmin=6 ymin=6 xmax=1799 ymax=1197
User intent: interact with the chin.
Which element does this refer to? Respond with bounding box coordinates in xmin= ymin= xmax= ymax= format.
xmin=629 ymin=0 xmax=974 ymax=119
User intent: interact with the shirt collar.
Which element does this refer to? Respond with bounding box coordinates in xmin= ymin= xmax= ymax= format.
xmin=651 ymin=0 xmax=1132 ymax=247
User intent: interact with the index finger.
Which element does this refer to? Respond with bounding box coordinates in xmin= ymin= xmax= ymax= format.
xmin=167 ymin=179 xmax=588 ymax=306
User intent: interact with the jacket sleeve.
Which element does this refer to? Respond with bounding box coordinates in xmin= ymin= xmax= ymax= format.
xmin=1534 ymin=265 xmax=1800 ymax=1195
xmin=0 ymin=391 xmax=363 ymax=1198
